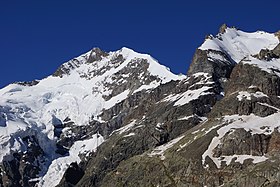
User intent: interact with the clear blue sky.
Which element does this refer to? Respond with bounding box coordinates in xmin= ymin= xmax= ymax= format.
xmin=0 ymin=0 xmax=279 ymax=88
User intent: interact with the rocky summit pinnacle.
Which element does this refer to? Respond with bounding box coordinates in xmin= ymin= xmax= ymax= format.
xmin=1 ymin=26 xmax=280 ymax=187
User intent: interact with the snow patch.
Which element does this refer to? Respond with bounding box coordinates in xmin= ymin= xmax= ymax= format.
xmin=104 ymin=90 xmax=130 ymax=110
xmin=178 ymin=115 xmax=194 ymax=121
xmin=123 ymin=133 xmax=136 ymax=137
xmin=111 ymin=120 xmax=137 ymax=135
xmin=148 ymin=135 xmax=184 ymax=160
xmin=237 ymin=91 xmax=268 ymax=101
xmin=174 ymin=86 xmax=213 ymax=106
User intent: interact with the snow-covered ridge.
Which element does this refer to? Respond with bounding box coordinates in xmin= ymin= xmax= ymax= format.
xmin=199 ymin=27 xmax=279 ymax=63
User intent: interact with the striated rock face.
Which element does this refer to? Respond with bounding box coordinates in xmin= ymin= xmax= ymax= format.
xmin=1 ymin=26 xmax=280 ymax=187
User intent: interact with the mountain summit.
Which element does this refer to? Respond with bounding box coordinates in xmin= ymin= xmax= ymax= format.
xmin=1 ymin=26 xmax=280 ymax=187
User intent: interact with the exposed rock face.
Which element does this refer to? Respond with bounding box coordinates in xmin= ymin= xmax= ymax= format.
xmin=219 ymin=23 xmax=228 ymax=34
xmin=210 ymin=63 xmax=280 ymax=117
xmin=53 ymin=47 xmax=109 ymax=78
xmin=213 ymin=128 xmax=271 ymax=157
xmin=1 ymin=135 xmax=45 ymax=187
xmin=1 ymin=27 xmax=280 ymax=187
xmin=187 ymin=49 xmax=234 ymax=80
xmin=86 ymin=48 xmax=109 ymax=63
xmin=275 ymin=30 xmax=280 ymax=40
xmin=58 ymin=162 xmax=84 ymax=186
xmin=15 ymin=80 xmax=39 ymax=87
xmin=256 ymin=43 xmax=280 ymax=61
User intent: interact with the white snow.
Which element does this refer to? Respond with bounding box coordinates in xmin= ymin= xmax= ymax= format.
xmin=104 ymin=90 xmax=130 ymax=109
xmin=207 ymin=52 xmax=227 ymax=62
xmin=176 ymin=142 xmax=190 ymax=152
xmin=112 ymin=120 xmax=137 ymax=135
xmin=38 ymin=134 xmax=104 ymax=187
xmin=132 ymin=80 xmax=160 ymax=94
xmin=237 ymin=91 xmax=268 ymax=101
xmin=203 ymin=124 xmax=222 ymax=135
xmin=162 ymin=72 xmax=214 ymax=106
xmin=178 ymin=115 xmax=194 ymax=121
xmin=123 ymin=133 xmax=136 ymax=137
xmin=199 ymin=28 xmax=280 ymax=77
xmin=248 ymin=85 xmax=257 ymax=89
xmin=191 ymin=129 xmax=200 ymax=134
xmin=189 ymin=73 xmax=214 ymax=89
xmin=202 ymin=113 xmax=280 ymax=168
xmin=174 ymin=86 xmax=213 ymax=106
xmin=222 ymin=155 xmax=268 ymax=166
xmin=162 ymin=86 xmax=212 ymax=106
xmin=148 ymin=135 xmax=185 ymax=160
xmin=199 ymin=28 xmax=279 ymax=63
xmin=119 ymin=47 xmax=185 ymax=83
xmin=156 ymin=123 xmax=163 ymax=128
xmin=192 ymin=72 xmax=210 ymax=78
xmin=243 ymin=57 xmax=280 ymax=77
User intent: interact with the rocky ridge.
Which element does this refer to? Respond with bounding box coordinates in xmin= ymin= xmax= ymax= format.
xmin=0 ymin=25 xmax=280 ymax=187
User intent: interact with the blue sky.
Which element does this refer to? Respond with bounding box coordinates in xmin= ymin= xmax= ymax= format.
xmin=0 ymin=0 xmax=279 ymax=88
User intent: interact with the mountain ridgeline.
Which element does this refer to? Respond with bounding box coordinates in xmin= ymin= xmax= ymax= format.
xmin=1 ymin=25 xmax=280 ymax=187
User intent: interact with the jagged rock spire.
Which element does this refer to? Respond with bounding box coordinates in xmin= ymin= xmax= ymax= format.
xmin=219 ymin=23 xmax=228 ymax=34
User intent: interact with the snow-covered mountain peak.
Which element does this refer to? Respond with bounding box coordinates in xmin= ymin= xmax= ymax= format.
xmin=53 ymin=47 xmax=183 ymax=82
xmin=199 ymin=28 xmax=279 ymax=63
xmin=0 ymin=47 xmax=184 ymax=173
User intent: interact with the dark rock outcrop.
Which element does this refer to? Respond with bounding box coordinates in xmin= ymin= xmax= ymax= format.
xmin=187 ymin=49 xmax=234 ymax=80
xmin=58 ymin=162 xmax=84 ymax=187
xmin=1 ymin=135 xmax=45 ymax=187
xmin=256 ymin=43 xmax=280 ymax=61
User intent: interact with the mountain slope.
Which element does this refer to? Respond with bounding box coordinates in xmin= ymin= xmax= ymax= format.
xmin=92 ymin=26 xmax=280 ymax=187
xmin=1 ymin=25 xmax=280 ymax=187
